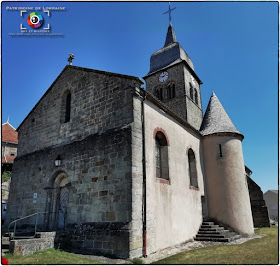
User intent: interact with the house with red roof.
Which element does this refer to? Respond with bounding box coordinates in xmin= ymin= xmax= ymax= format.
xmin=2 ymin=121 xmax=18 ymax=222
xmin=2 ymin=121 xmax=18 ymax=173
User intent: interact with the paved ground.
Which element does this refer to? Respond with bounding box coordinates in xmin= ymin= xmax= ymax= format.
xmin=71 ymin=234 xmax=263 ymax=264
xmin=66 ymin=250 xmax=133 ymax=264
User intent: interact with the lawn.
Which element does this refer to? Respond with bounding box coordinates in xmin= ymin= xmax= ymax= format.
xmin=3 ymin=248 xmax=102 ymax=265
xmin=153 ymin=227 xmax=279 ymax=264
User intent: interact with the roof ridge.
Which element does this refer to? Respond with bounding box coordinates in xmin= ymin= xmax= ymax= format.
xmin=2 ymin=121 xmax=16 ymax=130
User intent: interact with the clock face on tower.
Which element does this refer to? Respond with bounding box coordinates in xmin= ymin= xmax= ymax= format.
xmin=159 ymin=71 xmax=169 ymax=82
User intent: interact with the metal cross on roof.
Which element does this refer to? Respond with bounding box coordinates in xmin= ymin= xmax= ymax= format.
xmin=68 ymin=53 xmax=75 ymax=65
xmin=163 ymin=2 xmax=176 ymax=23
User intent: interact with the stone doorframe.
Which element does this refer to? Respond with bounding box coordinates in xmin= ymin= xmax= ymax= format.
xmin=45 ymin=171 xmax=69 ymax=231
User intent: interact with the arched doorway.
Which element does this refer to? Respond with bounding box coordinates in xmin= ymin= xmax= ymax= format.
xmin=48 ymin=171 xmax=69 ymax=230
xmin=57 ymin=186 xmax=69 ymax=229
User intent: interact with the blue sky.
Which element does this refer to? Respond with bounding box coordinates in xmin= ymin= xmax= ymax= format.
xmin=1 ymin=1 xmax=278 ymax=192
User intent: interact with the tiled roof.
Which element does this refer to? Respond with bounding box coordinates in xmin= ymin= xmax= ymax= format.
xmin=200 ymin=92 xmax=242 ymax=136
xmin=2 ymin=122 xmax=18 ymax=144
xmin=2 ymin=155 xmax=16 ymax=164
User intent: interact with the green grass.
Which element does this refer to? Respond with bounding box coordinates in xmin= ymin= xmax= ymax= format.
xmin=127 ymin=257 xmax=144 ymax=264
xmin=3 ymin=248 xmax=103 ymax=265
xmin=153 ymin=227 xmax=279 ymax=265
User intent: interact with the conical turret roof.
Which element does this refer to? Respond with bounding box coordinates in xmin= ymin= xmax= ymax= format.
xmin=200 ymin=92 xmax=243 ymax=137
xmin=164 ymin=23 xmax=177 ymax=47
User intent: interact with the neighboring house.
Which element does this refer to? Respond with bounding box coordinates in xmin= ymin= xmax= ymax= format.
xmin=246 ymin=166 xmax=270 ymax=227
xmin=2 ymin=121 xmax=18 ymax=173
xmin=263 ymin=190 xmax=279 ymax=223
xmin=1 ymin=121 xmax=18 ymax=223
xmin=5 ymin=22 xmax=255 ymax=258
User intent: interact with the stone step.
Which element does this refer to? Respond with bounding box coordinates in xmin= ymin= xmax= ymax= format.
xmin=1 ymin=248 xmax=9 ymax=256
xmin=202 ymin=221 xmax=214 ymax=225
xmin=196 ymin=233 xmax=226 ymax=238
xmin=200 ymin=225 xmax=221 ymax=229
xmin=2 ymin=242 xmax=10 ymax=249
xmin=194 ymin=237 xmax=230 ymax=242
xmin=2 ymin=236 xmax=10 ymax=242
xmin=198 ymin=230 xmax=223 ymax=235
xmin=199 ymin=227 xmax=225 ymax=231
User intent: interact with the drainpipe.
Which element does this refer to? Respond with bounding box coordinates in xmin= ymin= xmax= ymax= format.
xmin=140 ymin=90 xmax=147 ymax=258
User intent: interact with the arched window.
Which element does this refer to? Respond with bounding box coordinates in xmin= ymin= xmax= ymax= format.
xmin=188 ymin=149 xmax=198 ymax=188
xmin=61 ymin=90 xmax=71 ymax=123
xmin=155 ymin=131 xmax=169 ymax=180
xmin=189 ymin=83 xmax=193 ymax=100
xmin=194 ymin=89 xmax=198 ymax=104
xmin=156 ymin=88 xmax=163 ymax=101
xmin=168 ymin=83 xmax=175 ymax=99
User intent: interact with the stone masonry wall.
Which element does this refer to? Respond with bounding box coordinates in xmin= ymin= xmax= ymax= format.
xmin=17 ymin=66 xmax=142 ymax=156
xmin=129 ymin=91 xmax=144 ymax=258
xmin=144 ymin=62 xmax=203 ymax=130
xmin=5 ymin=67 xmax=144 ymax=258
xmin=6 ymin=127 xmax=133 ymax=258
xmin=145 ymin=63 xmax=187 ymax=120
xmin=247 ymin=176 xmax=270 ymax=227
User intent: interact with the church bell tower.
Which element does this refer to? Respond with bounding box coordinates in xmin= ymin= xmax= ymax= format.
xmin=143 ymin=20 xmax=203 ymax=130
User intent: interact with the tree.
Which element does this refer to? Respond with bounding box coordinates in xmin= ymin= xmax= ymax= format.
xmin=2 ymin=171 xmax=11 ymax=183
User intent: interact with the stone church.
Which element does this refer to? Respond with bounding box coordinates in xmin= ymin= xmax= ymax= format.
xmin=5 ymin=22 xmax=255 ymax=258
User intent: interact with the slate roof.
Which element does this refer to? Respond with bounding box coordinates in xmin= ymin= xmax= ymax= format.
xmin=2 ymin=122 xmax=18 ymax=144
xmin=200 ymin=92 xmax=243 ymax=137
xmin=164 ymin=22 xmax=177 ymax=46
xmin=146 ymin=23 xmax=195 ymax=75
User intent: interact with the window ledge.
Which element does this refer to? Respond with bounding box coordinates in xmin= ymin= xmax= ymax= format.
xmin=189 ymin=186 xmax=199 ymax=191
xmin=157 ymin=178 xmax=170 ymax=185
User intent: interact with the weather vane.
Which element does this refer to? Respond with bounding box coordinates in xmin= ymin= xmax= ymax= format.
xmin=68 ymin=53 xmax=75 ymax=65
xmin=163 ymin=2 xmax=176 ymax=23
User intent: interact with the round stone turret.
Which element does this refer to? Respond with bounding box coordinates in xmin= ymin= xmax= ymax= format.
xmin=201 ymin=92 xmax=254 ymax=235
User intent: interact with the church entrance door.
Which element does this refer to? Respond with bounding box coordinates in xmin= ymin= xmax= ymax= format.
xmin=58 ymin=186 xmax=69 ymax=229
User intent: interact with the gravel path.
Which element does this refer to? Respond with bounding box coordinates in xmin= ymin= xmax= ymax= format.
xmin=66 ymin=234 xmax=264 ymax=264
xmin=141 ymin=234 xmax=264 ymax=264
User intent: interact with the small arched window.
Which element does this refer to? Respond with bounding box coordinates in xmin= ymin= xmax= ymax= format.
xmin=194 ymin=89 xmax=198 ymax=104
xmin=188 ymin=149 xmax=198 ymax=188
xmin=156 ymin=88 xmax=163 ymax=101
xmin=61 ymin=90 xmax=71 ymax=123
xmin=155 ymin=131 xmax=169 ymax=180
xmin=167 ymin=83 xmax=175 ymax=99
xmin=189 ymin=83 xmax=193 ymax=100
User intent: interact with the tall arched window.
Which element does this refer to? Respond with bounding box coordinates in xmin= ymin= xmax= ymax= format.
xmin=156 ymin=88 xmax=163 ymax=101
xmin=168 ymin=83 xmax=175 ymax=99
xmin=155 ymin=131 xmax=169 ymax=180
xmin=194 ymin=89 xmax=198 ymax=104
xmin=188 ymin=149 xmax=198 ymax=188
xmin=61 ymin=90 xmax=71 ymax=123
xmin=189 ymin=83 xmax=193 ymax=100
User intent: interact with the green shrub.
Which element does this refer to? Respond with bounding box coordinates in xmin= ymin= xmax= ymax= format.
xmin=2 ymin=171 xmax=11 ymax=183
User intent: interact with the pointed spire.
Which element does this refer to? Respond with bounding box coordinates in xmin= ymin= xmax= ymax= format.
xmin=164 ymin=23 xmax=177 ymax=47
xmin=200 ymin=93 xmax=242 ymax=137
